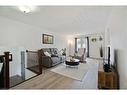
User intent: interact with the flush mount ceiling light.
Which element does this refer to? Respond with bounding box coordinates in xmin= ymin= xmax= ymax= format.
xmin=18 ymin=6 xmax=37 ymax=13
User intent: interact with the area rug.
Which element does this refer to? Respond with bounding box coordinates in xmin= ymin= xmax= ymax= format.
xmin=50 ymin=63 xmax=89 ymax=81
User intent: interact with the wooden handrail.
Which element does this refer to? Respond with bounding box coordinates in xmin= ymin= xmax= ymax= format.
xmin=38 ymin=49 xmax=42 ymax=74
xmin=4 ymin=52 xmax=10 ymax=89
xmin=0 ymin=52 xmax=12 ymax=89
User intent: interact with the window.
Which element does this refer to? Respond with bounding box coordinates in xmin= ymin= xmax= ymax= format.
xmin=75 ymin=37 xmax=87 ymax=52
xmin=77 ymin=38 xmax=81 ymax=51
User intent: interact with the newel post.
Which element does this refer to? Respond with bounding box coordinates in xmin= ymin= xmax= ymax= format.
xmin=4 ymin=52 xmax=10 ymax=89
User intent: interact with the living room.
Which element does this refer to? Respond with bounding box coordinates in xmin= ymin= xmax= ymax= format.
xmin=0 ymin=3 xmax=127 ymax=93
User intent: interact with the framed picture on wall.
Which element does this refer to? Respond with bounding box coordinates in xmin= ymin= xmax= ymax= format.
xmin=42 ymin=34 xmax=53 ymax=44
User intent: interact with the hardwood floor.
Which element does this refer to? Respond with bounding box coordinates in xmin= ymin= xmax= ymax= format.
xmin=10 ymin=75 xmax=24 ymax=87
xmin=11 ymin=59 xmax=99 ymax=89
xmin=11 ymin=66 xmax=98 ymax=89
xmin=11 ymin=70 xmax=81 ymax=89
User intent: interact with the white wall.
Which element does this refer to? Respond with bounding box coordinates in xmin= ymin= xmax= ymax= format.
xmin=88 ymin=33 xmax=104 ymax=58
xmin=0 ymin=46 xmax=24 ymax=76
xmin=0 ymin=16 xmax=67 ymax=50
xmin=0 ymin=16 xmax=67 ymax=77
xmin=106 ymin=7 xmax=127 ymax=89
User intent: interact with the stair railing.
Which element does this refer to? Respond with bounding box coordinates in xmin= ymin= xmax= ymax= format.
xmin=0 ymin=52 xmax=12 ymax=89
xmin=26 ymin=50 xmax=42 ymax=75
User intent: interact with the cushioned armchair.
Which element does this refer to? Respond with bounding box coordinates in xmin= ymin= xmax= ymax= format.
xmin=73 ymin=48 xmax=86 ymax=62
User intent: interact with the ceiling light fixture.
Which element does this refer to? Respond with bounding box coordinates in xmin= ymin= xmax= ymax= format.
xmin=18 ymin=6 xmax=37 ymax=13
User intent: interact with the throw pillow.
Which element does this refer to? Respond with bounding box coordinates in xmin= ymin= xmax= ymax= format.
xmin=44 ymin=51 xmax=51 ymax=57
xmin=54 ymin=50 xmax=57 ymax=54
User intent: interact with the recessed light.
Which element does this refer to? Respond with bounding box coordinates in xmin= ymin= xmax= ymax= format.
xmin=18 ymin=6 xmax=37 ymax=13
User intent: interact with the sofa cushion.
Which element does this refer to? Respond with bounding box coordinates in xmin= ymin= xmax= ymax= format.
xmin=51 ymin=57 xmax=60 ymax=64
xmin=50 ymin=48 xmax=57 ymax=54
xmin=53 ymin=48 xmax=58 ymax=54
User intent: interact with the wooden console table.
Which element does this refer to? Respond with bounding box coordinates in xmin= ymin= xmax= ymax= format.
xmin=98 ymin=62 xmax=119 ymax=89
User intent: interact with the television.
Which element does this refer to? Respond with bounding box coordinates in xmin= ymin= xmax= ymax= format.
xmin=104 ymin=46 xmax=111 ymax=72
xmin=108 ymin=46 xmax=110 ymax=66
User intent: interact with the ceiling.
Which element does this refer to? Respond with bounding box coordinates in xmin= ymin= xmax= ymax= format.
xmin=0 ymin=6 xmax=112 ymax=35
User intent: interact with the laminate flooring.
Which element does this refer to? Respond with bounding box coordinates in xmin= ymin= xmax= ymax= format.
xmin=11 ymin=66 xmax=98 ymax=89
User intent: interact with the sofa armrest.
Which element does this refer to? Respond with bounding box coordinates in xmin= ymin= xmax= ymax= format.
xmin=42 ymin=56 xmax=52 ymax=67
xmin=42 ymin=56 xmax=51 ymax=58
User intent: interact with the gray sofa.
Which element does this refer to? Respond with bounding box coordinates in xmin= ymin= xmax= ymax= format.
xmin=41 ymin=48 xmax=66 ymax=67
